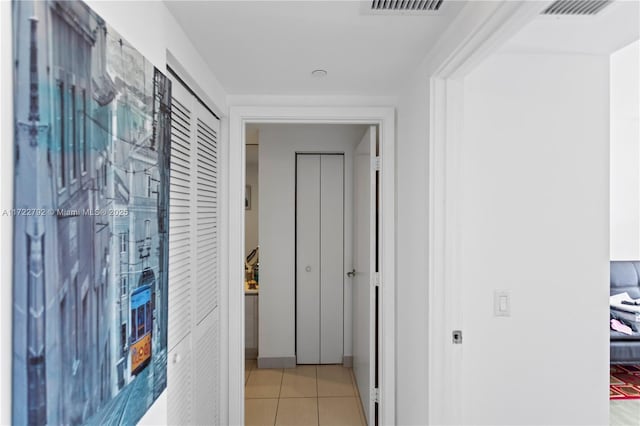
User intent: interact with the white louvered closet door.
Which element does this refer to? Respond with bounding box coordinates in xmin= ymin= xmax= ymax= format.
xmin=192 ymin=100 xmax=220 ymax=426
xmin=168 ymin=77 xmax=220 ymax=426
xmin=168 ymin=79 xmax=195 ymax=426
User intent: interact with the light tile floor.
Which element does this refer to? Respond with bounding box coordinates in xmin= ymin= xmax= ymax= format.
xmin=245 ymin=360 xmax=367 ymax=426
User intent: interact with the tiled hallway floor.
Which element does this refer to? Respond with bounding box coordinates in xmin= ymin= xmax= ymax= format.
xmin=244 ymin=360 xmax=367 ymax=426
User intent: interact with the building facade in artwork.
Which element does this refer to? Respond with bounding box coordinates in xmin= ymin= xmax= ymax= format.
xmin=12 ymin=1 xmax=170 ymax=425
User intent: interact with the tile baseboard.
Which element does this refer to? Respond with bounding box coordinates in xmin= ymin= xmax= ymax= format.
xmin=257 ymin=356 xmax=296 ymax=369
xmin=245 ymin=348 xmax=258 ymax=359
xmin=342 ymin=355 xmax=353 ymax=368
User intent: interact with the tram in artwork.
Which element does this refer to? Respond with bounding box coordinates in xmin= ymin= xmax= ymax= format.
xmin=130 ymin=269 xmax=154 ymax=376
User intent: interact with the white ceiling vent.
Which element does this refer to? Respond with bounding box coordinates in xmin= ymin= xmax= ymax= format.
xmin=370 ymin=0 xmax=444 ymax=12
xmin=542 ymin=0 xmax=613 ymax=16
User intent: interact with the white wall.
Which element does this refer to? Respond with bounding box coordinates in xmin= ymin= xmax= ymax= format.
xmin=395 ymin=76 xmax=431 ymax=425
xmin=0 ymin=2 xmax=227 ymax=424
xmin=460 ymin=52 xmax=610 ymax=425
xmin=245 ymin=147 xmax=259 ymax=258
xmin=257 ymin=124 xmax=366 ymax=362
xmin=393 ymin=2 xmax=524 ymax=423
xmin=610 ymin=40 xmax=640 ymax=260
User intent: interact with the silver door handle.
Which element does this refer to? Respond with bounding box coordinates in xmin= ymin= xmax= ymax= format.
xmin=346 ymin=269 xmax=356 ymax=277
xmin=305 ymin=266 xmax=312 ymax=272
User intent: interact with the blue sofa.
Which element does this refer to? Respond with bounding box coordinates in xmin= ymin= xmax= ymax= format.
xmin=610 ymin=261 xmax=640 ymax=364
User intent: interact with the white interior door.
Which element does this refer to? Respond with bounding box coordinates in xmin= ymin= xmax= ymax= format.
xmin=168 ymin=77 xmax=220 ymax=425
xmin=296 ymin=155 xmax=321 ymax=364
xmin=168 ymin=76 xmax=195 ymax=426
xmin=353 ymin=126 xmax=376 ymax=425
xmin=320 ymin=155 xmax=344 ymax=363
xmin=296 ymin=154 xmax=344 ymax=364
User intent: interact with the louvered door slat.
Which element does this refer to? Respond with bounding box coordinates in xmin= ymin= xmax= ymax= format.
xmin=168 ymin=335 xmax=193 ymax=425
xmin=168 ymin=83 xmax=194 ymax=351
xmin=167 ymin=75 xmax=220 ymax=426
xmin=194 ymin=309 xmax=219 ymax=425
xmin=195 ymin=107 xmax=219 ymax=324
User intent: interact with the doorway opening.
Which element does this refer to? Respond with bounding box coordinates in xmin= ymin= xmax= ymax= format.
xmin=242 ymin=123 xmax=377 ymax=425
xmin=227 ymin=106 xmax=395 ymax=426
xmin=428 ymin=1 xmax=639 ymax=424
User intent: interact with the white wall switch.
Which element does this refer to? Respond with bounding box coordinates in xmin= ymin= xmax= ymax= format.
xmin=494 ymin=290 xmax=510 ymax=317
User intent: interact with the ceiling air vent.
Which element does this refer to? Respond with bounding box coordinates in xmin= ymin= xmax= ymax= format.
xmin=371 ymin=0 xmax=444 ymax=12
xmin=542 ymin=0 xmax=613 ymax=16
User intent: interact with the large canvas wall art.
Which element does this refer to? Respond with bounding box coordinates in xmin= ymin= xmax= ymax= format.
xmin=12 ymin=1 xmax=171 ymax=424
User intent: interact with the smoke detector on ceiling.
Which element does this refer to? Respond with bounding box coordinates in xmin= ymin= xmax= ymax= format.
xmin=541 ymin=0 xmax=613 ymax=16
xmin=370 ymin=0 xmax=444 ymax=12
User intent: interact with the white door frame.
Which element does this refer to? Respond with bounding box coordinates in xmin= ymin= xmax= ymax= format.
xmin=426 ymin=2 xmax=553 ymax=425
xmin=226 ymin=106 xmax=395 ymax=426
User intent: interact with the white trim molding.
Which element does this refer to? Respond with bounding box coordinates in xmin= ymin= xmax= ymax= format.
xmin=227 ymin=106 xmax=396 ymax=426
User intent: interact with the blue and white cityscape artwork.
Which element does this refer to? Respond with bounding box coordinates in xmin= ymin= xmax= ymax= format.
xmin=12 ymin=1 xmax=171 ymax=424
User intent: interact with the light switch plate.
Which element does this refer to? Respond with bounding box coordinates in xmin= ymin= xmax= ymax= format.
xmin=494 ymin=290 xmax=510 ymax=317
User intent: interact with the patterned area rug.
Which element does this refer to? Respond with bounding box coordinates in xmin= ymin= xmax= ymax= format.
xmin=611 ymin=365 xmax=640 ymax=400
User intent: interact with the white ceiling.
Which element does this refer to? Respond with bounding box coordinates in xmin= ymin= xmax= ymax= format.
xmin=502 ymin=0 xmax=640 ymax=55
xmin=165 ymin=0 xmax=465 ymax=96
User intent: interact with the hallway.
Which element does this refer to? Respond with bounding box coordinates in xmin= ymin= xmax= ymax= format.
xmin=244 ymin=361 xmax=366 ymax=426
xmin=3 ymin=1 xmax=639 ymax=425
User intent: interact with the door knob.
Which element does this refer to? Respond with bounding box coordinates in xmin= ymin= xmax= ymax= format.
xmin=305 ymin=266 xmax=312 ymax=272
xmin=346 ymin=269 xmax=356 ymax=277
